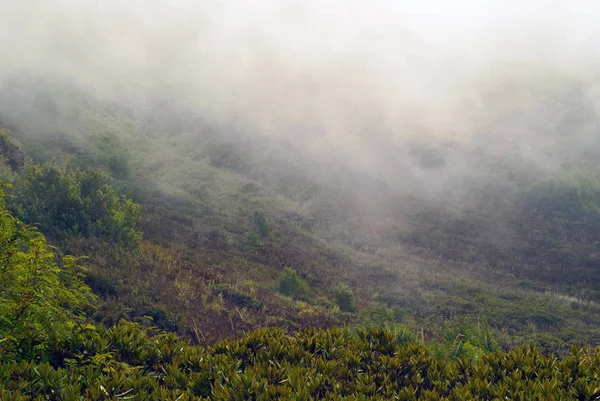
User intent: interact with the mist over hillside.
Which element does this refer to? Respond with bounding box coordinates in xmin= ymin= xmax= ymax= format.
xmin=3 ymin=1 xmax=600 ymax=242
xmin=1 ymin=0 xmax=600 ymax=350
xmin=3 ymin=1 xmax=599 ymax=157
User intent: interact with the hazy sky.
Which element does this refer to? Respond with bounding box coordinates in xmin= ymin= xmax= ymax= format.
xmin=2 ymin=1 xmax=598 ymax=83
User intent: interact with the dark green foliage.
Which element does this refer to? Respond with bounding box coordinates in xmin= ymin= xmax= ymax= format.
xmin=245 ymin=231 xmax=262 ymax=252
xmin=9 ymin=162 xmax=141 ymax=246
xmin=83 ymin=270 xmax=117 ymax=297
xmin=105 ymin=152 xmax=131 ymax=179
xmin=2 ymin=322 xmax=600 ymax=400
xmin=396 ymin=329 xmax=418 ymax=346
xmin=253 ymin=211 xmax=270 ymax=238
xmin=334 ymin=283 xmax=355 ymax=312
xmin=215 ymin=283 xmax=263 ymax=309
xmin=278 ymin=267 xmax=309 ymax=299
xmin=144 ymin=306 xmax=178 ymax=332
xmin=364 ymin=304 xmax=405 ymax=328
xmin=93 ymin=133 xmax=132 ymax=179
xmin=415 ymin=279 xmax=600 ymax=351
xmin=431 ymin=317 xmax=500 ymax=361
xmin=208 ymin=142 xmax=249 ymax=173
xmin=0 ymin=184 xmax=95 ymax=357
xmin=0 ymin=129 xmax=24 ymax=172
xmin=525 ymin=177 xmax=599 ymax=222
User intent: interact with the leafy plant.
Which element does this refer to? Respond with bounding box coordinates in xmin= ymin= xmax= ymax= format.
xmin=8 ymin=162 xmax=142 ymax=246
xmin=431 ymin=316 xmax=500 ymax=361
xmin=278 ymin=267 xmax=308 ymax=299
xmin=333 ymin=283 xmax=355 ymax=312
xmin=0 ymin=184 xmax=95 ymax=358
xmin=245 ymin=231 xmax=262 ymax=252
xmin=2 ymin=321 xmax=600 ymax=400
xmin=0 ymin=128 xmax=24 ymax=172
xmin=215 ymin=283 xmax=263 ymax=309
xmin=253 ymin=211 xmax=270 ymax=238
xmin=525 ymin=177 xmax=600 ymax=222
xmin=364 ymin=303 xmax=404 ymax=328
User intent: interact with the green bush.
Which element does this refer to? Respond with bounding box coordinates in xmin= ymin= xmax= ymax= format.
xmin=105 ymin=153 xmax=131 ymax=179
xmin=334 ymin=283 xmax=355 ymax=312
xmin=245 ymin=231 xmax=262 ymax=252
xmin=278 ymin=267 xmax=308 ymax=299
xmin=253 ymin=211 xmax=270 ymax=238
xmin=83 ymin=270 xmax=117 ymax=297
xmin=395 ymin=329 xmax=418 ymax=345
xmin=8 ymin=162 xmax=142 ymax=246
xmin=525 ymin=177 xmax=599 ymax=222
xmin=215 ymin=283 xmax=263 ymax=309
xmin=143 ymin=306 xmax=178 ymax=332
xmin=0 ymin=128 xmax=24 ymax=172
xmin=0 ymin=184 xmax=95 ymax=358
xmin=93 ymin=133 xmax=132 ymax=179
xmin=431 ymin=316 xmax=499 ymax=361
xmin=364 ymin=304 xmax=404 ymax=328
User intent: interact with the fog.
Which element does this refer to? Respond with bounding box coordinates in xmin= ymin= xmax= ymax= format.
xmin=1 ymin=0 xmax=600 ymax=228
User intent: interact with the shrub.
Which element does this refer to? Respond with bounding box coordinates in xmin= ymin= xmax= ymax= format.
xmin=105 ymin=153 xmax=131 ymax=179
xmin=0 ymin=184 xmax=95 ymax=358
xmin=0 ymin=128 xmax=24 ymax=172
xmin=278 ymin=267 xmax=309 ymax=299
xmin=333 ymin=283 xmax=355 ymax=312
xmin=215 ymin=283 xmax=263 ymax=309
xmin=432 ymin=316 xmax=499 ymax=361
xmin=364 ymin=304 xmax=404 ymax=328
xmin=525 ymin=177 xmax=599 ymax=222
xmin=84 ymin=270 xmax=117 ymax=297
xmin=93 ymin=133 xmax=132 ymax=179
xmin=143 ymin=306 xmax=178 ymax=332
xmin=8 ymin=162 xmax=142 ymax=246
xmin=245 ymin=231 xmax=262 ymax=252
xmin=253 ymin=211 xmax=270 ymax=238
xmin=396 ymin=329 xmax=418 ymax=345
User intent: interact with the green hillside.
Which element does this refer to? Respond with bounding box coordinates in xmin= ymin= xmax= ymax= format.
xmin=1 ymin=76 xmax=600 ymax=351
xmin=1 ymin=73 xmax=600 ymax=399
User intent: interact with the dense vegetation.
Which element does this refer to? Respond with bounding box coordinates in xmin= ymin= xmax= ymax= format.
xmin=2 ymin=322 xmax=600 ymax=400
xmin=1 ymin=83 xmax=600 ymax=349
xmin=1 ymin=74 xmax=600 ymax=398
xmin=9 ymin=162 xmax=141 ymax=246
xmin=0 ymin=185 xmax=94 ymax=359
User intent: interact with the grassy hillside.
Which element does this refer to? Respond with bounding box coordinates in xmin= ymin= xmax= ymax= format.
xmin=1 ymin=76 xmax=600 ymax=356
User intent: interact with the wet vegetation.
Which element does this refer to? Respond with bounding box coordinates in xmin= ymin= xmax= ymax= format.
xmin=2 ymin=321 xmax=600 ymax=400
xmin=1 ymin=27 xmax=600 ymax=396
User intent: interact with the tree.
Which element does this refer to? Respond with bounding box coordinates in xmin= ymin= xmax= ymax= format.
xmin=0 ymin=184 xmax=95 ymax=358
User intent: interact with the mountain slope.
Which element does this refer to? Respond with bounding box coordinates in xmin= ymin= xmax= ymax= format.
xmin=1 ymin=76 xmax=600 ymax=351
